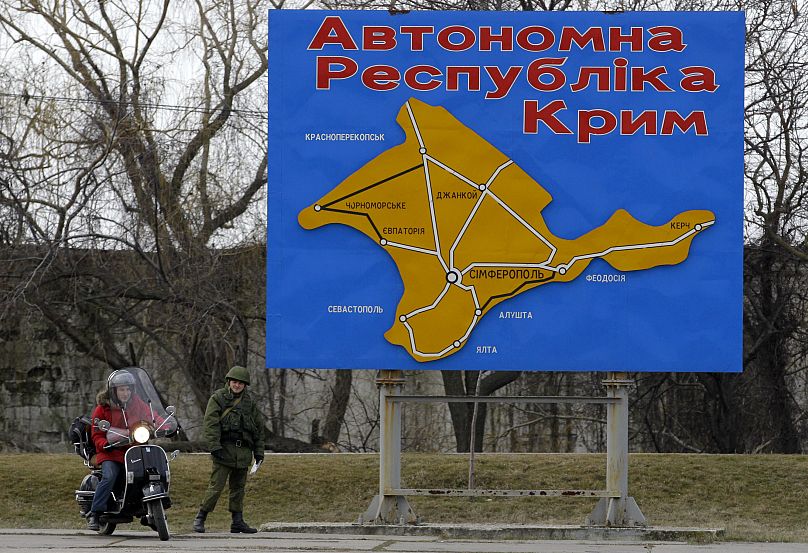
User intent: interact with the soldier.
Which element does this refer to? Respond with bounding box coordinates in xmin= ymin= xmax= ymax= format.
xmin=193 ymin=366 xmax=265 ymax=534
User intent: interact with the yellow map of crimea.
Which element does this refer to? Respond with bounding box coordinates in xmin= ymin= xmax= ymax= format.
xmin=298 ymin=98 xmax=714 ymax=362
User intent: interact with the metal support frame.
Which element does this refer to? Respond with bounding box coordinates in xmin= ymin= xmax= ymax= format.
xmin=585 ymin=372 xmax=646 ymax=527
xmin=360 ymin=370 xmax=418 ymax=525
xmin=359 ymin=370 xmax=645 ymax=527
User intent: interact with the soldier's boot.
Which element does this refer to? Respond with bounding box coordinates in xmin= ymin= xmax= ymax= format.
xmin=230 ymin=511 xmax=258 ymax=534
xmin=193 ymin=509 xmax=208 ymax=533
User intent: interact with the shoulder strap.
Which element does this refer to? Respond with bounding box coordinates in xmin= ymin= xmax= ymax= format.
xmin=220 ymin=395 xmax=243 ymax=419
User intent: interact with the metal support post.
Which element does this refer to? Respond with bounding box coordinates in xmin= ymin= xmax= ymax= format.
xmin=359 ymin=370 xmax=418 ymax=525
xmin=586 ymin=372 xmax=646 ymax=527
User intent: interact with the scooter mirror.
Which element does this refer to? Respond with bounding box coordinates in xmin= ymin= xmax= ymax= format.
xmin=165 ymin=405 xmax=176 ymax=416
xmin=97 ymin=420 xmax=111 ymax=431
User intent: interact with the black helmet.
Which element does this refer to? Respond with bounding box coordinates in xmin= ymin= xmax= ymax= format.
xmin=108 ymin=369 xmax=136 ymax=406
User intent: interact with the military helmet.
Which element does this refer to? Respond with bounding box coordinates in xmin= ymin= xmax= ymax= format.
xmin=225 ymin=365 xmax=250 ymax=385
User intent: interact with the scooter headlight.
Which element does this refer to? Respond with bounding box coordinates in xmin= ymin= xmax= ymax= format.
xmin=132 ymin=424 xmax=151 ymax=444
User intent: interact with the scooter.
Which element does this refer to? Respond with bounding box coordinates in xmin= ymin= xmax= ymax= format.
xmin=72 ymin=367 xmax=179 ymax=541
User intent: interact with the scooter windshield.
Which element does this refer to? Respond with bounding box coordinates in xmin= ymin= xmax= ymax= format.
xmin=122 ymin=366 xmax=171 ymax=422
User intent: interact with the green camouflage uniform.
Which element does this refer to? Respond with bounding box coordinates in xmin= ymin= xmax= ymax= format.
xmin=199 ymin=368 xmax=265 ymax=513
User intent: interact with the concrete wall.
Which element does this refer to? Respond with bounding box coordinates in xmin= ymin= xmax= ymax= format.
xmin=0 ymin=309 xmax=595 ymax=454
xmin=0 ymin=313 xmax=110 ymax=451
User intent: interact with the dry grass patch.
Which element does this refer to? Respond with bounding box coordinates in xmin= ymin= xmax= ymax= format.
xmin=1 ymin=452 xmax=807 ymax=540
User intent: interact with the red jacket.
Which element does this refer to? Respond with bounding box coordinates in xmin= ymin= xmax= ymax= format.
xmin=91 ymin=390 xmax=155 ymax=464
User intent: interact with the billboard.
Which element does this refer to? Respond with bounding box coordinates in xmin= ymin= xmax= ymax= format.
xmin=267 ymin=10 xmax=744 ymax=371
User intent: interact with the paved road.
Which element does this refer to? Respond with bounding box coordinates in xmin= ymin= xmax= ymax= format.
xmin=2 ymin=530 xmax=808 ymax=553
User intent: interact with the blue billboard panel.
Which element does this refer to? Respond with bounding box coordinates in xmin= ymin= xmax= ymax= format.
xmin=267 ymin=10 xmax=744 ymax=371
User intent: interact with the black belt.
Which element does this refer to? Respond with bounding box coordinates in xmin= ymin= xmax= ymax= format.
xmin=223 ymin=434 xmax=251 ymax=448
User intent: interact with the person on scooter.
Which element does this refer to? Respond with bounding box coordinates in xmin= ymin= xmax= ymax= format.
xmin=86 ymin=369 xmax=156 ymax=531
xmin=193 ymin=366 xmax=265 ymax=534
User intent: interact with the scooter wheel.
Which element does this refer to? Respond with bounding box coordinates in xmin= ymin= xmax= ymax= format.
xmin=98 ymin=521 xmax=117 ymax=535
xmin=148 ymin=501 xmax=170 ymax=541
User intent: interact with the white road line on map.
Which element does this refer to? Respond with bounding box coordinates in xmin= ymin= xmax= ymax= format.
xmin=424 ymin=155 xmax=480 ymax=189
xmin=404 ymin=320 xmax=474 ymax=358
xmin=406 ymin=283 xmax=452 ymax=318
xmin=403 ymin=320 xmax=419 ymax=355
xmin=455 ymin=281 xmax=481 ymax=309
xmin=486 ymin=189 xmax=558 ymax=258
xmin=431 ymin=344 xmax=456 ymax=357
xmin=448 ymin=160 xmax=518 ymax=269
xmin=404 ymin=107 xmax=449 ymax=273
xmin=385 ymin=241 xmax=442 ymax=257
xmin=557 ymin=222 xmax=713 ymax=271
xmin=460 ymin=315 xmax=480 ymax=342
xmin=423 ymin=162 xmax=449 ymax=273
xmin=449 ymin=190 xmax=489 ymax=269
xmin=486 ymin=160 xmax=514 ymax=185
xmin=407 ymin=101 xmax=438 ymax=267
xmin=404 ymin=281 xmax=480 ymax=357
xmin=405 ymin=101 xmax=425 ymax=149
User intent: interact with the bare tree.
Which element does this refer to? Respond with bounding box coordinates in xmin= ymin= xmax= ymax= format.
xmin=441 ymin=370 xmax=522 ymax=452
xmin=0 ymin=0 xmax=317 ymax=447
xmin=618 ymin=0 xmax=808 ymax=454
xmin=321 ymin=369 xmax=353 ymax=443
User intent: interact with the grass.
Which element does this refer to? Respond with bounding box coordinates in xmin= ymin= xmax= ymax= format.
xmin=2 ymin=452 xmax=808 ymax=541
